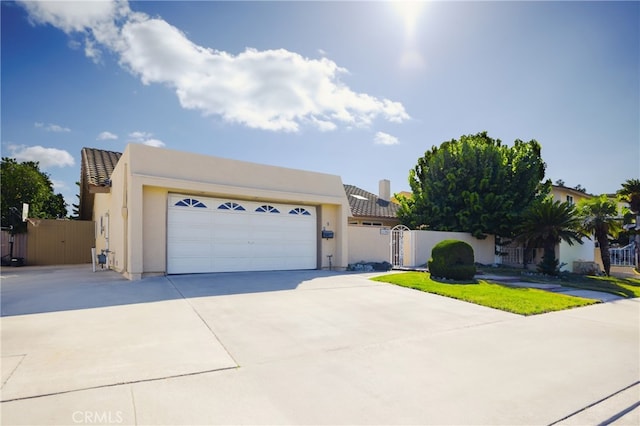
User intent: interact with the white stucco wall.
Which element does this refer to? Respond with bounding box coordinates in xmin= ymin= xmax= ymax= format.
xmin=347 ymin=226 xmax=391 ymax=264
xmin=347 ymin=227 xmax=496 ymax=268
xmin=559 ymin=238 xmax=595 ymax=272
xmin=411 ymin=231 xmax=496 ymax=266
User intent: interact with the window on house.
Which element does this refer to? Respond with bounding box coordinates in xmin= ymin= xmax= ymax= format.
xmin=218 ymin=202 xmax=246 ymax=211
xmin=175 ymin=198 xmax=207 ymax=208
xmin=566 ymin=195 xmax=574 ymax=205
xmin=256 ymin=205 xmax=280 ymax=213
xmin=362 ymin=221 xmax=383 ymax=227
xmin=289 ymin=207 xmax=311 ymax=215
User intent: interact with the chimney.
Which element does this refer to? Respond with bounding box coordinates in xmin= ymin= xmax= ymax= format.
xmin=379 ymin=179 xmax=391 ymax=201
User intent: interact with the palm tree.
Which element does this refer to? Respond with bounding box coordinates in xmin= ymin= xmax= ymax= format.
xmin=618 ymin=178 xmax=640 ymax=214
xmin=516 ymin=198 xmax=585 ymax=275
xmin=578 ymin=195 xmax=621 ymax=276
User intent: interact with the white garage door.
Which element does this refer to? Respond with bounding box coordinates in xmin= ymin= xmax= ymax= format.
xmin=167 ymin=194 xmax=317 ymax=274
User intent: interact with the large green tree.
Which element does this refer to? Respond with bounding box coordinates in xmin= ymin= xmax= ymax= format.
xmin=515 ymin=198 xmax=585 ymax=275
xmin=578 ymin=195 xmax=621 ymax=276
xmin=1 ymin=158 xmax=68 ymax=232
xmin=397 ymin=132 xmax=550 ymax=238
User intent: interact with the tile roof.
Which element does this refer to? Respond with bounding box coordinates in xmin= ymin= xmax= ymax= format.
xmin=343 ymin=184 xmax=401 ymax=219
xmin=78 ymin=147 xmax=401 ymax=222
xmin=81 ymin=147 xmax=121 ymax=187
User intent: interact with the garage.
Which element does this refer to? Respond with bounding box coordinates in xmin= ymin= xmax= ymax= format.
xmin=167 ymin=194 xmax=317 ymax=274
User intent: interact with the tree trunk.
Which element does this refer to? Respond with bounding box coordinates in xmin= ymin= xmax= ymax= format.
xmin=597 ymin=233 xmax=611 ymax=276
xmin=539 ymin=243 xmax=558 ymax=275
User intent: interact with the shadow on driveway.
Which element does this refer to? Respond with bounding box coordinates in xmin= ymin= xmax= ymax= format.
xmin=0 ymin=265 xmax=354 ymax=317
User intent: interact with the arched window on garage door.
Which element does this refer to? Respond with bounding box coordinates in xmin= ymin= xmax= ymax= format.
xmin=174 ymin=198 xmax=207 ymax=208
xmin=255 ymin=205 xmax=280 ymax=213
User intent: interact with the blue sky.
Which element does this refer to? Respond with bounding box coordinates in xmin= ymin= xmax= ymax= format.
xmin=2 ymin=1 xmax=638 ymax=210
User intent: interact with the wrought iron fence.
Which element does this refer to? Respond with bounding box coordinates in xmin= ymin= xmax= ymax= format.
xmin=501 ymin=246 xmax=522 ymax=265
xmin=609 ymin=247 xmax=637 ymax=267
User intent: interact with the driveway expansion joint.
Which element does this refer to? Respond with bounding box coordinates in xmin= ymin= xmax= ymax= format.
xmin=548 ymin=381 xmax=640 ymax=425
xmin=165 ymin=276 xmax=241 ymax=367
xmin=0 ymin=366 xmax=239 ymax=403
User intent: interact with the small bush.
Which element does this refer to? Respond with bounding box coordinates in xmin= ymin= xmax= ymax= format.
xmin=428 ymin=239 xmax=476 ymax=281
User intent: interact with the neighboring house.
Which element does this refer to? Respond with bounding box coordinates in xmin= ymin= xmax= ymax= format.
xmin=501 ymin=184 xmax=596 ymax=272
xmin=344 ymin=180 xmax=401 ymax=228
xmin=551 ymin=184 xmax=636 ymax=272
xmin=80 ymin=144 xmax=350 ymax=279
xmin=550 ymin=184 xmax=597 ymax=271
xmin=550 ymin=184 xmax=592 ymax=206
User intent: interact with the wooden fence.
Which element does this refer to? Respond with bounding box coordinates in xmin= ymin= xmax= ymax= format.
xmin=26 ymin=219 xmax=95 ymax=265
xmin=14 ymin=219 xmax=96 ymax=265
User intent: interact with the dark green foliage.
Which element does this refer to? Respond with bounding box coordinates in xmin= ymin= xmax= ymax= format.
xmin=538 ymin=252 xmax=560 ymax=276
xmin=397 ymin=132 xmax=550 ymax=238
xmin=515 ymin=198 xmax=584 ymax=276
xmin=578 ymin=195 xmax=621 ymax=277
xmin=1 ymin=158 xmax=68 ymax=233
xmin=428 ymin=239 xmax=476 ymax=280
xmin=618 ymin=178 xmax=640 ymax=215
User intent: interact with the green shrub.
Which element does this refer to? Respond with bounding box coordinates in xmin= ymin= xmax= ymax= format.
xmin=428 ymin=239 xmax=476 ymax=281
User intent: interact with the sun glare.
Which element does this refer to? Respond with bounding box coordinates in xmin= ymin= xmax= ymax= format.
xmin=392 ymin=0 xmax=426 ymax=39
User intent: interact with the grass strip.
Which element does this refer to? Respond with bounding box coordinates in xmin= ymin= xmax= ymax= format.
xmin=372 ymin=272 xmax=596 ymax=315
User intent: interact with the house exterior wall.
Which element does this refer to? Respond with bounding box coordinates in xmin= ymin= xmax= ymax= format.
xmin=107 ymin=155 xmax=128 ymax=275
xmin=318 ymin=204 xmax=348 ymax=270
xmin=92 ymin=193 xmax=111 ymax=259
xmin=347 ymin=218 xmax=399 ymax=227
xmin=559 ymin=239 xmax=595 ymax=272
xmin=347 ymin=226 xmax=391 ymax=264
xmin=105 ymin=144 xmax=350 ymax=279
xmin=551 ymin=186 xmax=591 ymax=205
xmin=142 ymin=186 xmax=167 ymax=275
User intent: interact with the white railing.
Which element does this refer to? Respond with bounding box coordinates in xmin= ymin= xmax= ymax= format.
xmin=609 ymin=247 xmax=637 ymax=267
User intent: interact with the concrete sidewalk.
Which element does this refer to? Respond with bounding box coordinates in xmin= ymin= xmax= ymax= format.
xmin=480 ymin=273 xmax=628 ymax=302
xmin=1 ymin=266 xmax=639 ymax=425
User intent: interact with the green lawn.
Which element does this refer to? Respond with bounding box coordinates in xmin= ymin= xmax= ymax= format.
xmin=482 ymin=266 xmax=640 ymax=298
xmin=561 ymin=275 xmax=640 ymax=298
xmin=371 ymin=272 xmax=596 ymax=315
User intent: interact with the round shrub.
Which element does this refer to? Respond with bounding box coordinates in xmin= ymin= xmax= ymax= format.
xmin=428 ymin=239 xmax=476 ymax=281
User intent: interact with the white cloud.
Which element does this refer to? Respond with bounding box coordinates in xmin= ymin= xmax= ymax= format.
xmin=374 ymin=131 xmax=399 ymax=146
xmin=48 ymin=124 xmax=71 ymax=132
xmin=34 ymin=122 xmax=71 ymax=132
xmin=142 ymin=139 xmax=166 ymax=148
xmin=128 ymin=131 xmax=152 ymax=140
xmin=51 ymin=179 xmax=67 ymax=191
xmin=128 ymin=131 xmax=165 ymax=147
xmin=97 ymin=131 xmax=118 ymax=140
xmin=7 ymin=145 xmax=75 ymax=168
xmin=19 ymin=0 xmax=127 ymax=34
xmin=18 ymin=0 xmax=409 ymax=133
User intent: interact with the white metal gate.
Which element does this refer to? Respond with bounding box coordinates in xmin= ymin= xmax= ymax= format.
xmin=390 ymin=225 xmax=410 ymax=267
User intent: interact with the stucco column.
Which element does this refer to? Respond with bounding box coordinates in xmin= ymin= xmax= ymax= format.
xmin=126 ymin=176 xmax=144 ymax=280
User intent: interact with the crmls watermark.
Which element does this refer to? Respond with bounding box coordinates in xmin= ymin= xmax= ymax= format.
xmin=72 ymin=411 xmax=123 ymax=424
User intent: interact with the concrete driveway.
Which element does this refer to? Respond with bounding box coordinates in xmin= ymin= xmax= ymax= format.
xmin=1 ymin=265 xmax=638 ymax=425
